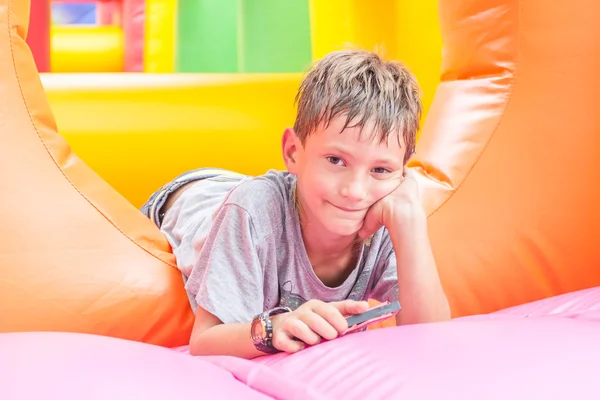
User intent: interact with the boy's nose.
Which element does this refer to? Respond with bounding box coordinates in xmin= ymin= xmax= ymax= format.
xmin=340 ymin=178 xmax=367 ymax=202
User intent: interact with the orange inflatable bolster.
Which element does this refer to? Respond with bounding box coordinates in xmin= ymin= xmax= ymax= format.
xmin=0 ymin=0 xmax=194 ymax=346
xmin=410 ymin=0 xmax=600 ymax=317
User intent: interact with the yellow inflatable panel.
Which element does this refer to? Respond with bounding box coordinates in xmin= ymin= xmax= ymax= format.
xmin=144 ymin=0 xmax=176 ymax=72
xmin=309 ymin=0 xmax=398 ymax=61
xmin=42 ymin=73 xmax=301 ymax=207
xmin=51 ymin=26 xmax=123 ymax=73
xmin=309 ymin=0 xmax=441 ymax=133
xmin=394 ymin=0 xmax=442 ymax=126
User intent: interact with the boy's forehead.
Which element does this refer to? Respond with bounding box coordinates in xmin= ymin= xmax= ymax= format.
xmin=310 ymin=116 xmax=405 ymax=152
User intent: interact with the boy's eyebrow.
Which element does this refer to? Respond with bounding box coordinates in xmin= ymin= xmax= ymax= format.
xmin=371 ymin=157 xmax=402 ymax=167
xmin=324 ymin=145 xmax=354 ymax=158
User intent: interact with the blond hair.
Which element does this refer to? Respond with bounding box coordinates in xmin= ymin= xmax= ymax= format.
xmin=293 ymin=49 xmax=422 ymax=164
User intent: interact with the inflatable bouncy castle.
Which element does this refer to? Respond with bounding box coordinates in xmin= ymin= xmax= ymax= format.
xmin=3 ymin=0 xmax=600 ymax=398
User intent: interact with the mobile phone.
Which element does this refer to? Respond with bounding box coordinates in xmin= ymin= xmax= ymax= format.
xmin=344 ymin=300 xmax=401 ymax=334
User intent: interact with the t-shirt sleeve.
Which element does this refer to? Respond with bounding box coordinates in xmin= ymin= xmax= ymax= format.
xmin=185 ymin=203 xmax=266 ymax=324
xmin=368 ymin=234 xmax=399 ymax=304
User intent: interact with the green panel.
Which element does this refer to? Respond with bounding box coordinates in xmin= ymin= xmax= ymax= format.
xmin=176 ymin=0 xmax=239 ymax=72
xmin=238 ymin=0 xmax=312 ymax=73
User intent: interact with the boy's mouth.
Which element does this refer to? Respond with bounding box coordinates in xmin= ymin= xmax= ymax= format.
xmin=330 ymin=203 xmax=364 ymax=213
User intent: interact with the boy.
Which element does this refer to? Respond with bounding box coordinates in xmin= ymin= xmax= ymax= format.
xmin=141 ymin=50 xmax=450 ymax=359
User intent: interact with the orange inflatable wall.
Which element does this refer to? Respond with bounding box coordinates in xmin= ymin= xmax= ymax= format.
xmin=411 ymin=0 xmax=600 ymax=317
xmin=0 ymin=0 xmax=193 ymax=346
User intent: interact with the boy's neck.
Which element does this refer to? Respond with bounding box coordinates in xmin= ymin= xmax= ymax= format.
xmin=300 ymin=223 xmax=361 ymax=287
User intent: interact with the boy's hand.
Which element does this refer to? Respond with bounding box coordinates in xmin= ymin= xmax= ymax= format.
xmin=358 ymin=169 xmax=425 ymax=240
xmin=271 ymin=299 xmax=369 ymax=353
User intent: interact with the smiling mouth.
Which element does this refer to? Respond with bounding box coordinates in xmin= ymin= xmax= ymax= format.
xmin=331 ymin=203 xmax=364 ymax=212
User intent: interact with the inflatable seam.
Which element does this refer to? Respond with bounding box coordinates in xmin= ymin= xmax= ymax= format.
xmin=7 ymin=0 xmax=177 ymax=269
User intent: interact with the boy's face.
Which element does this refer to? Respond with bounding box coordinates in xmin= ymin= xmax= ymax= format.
xmin=283 ymin=116 xmax=406 ymax=238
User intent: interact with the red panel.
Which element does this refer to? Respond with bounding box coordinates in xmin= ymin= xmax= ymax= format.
xmin=26 ymin=0 xmax=50 ymax=72
xmin=122 ymin=0 xmax=145 ymax=72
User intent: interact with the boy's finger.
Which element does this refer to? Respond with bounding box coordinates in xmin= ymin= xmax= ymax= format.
xmin=401 ymin=169 xmax=420 ymax=192
xmin=307 ymin=303 xmax=347 ymax=334
xmin=301 ymin=312 xmax=339 ymax=340
xmin=283 ymin=318 xmax=321 ymax=346
xmin=273 ymin=331 xmax=306 ymax=353
xmin=329 ymin=300 xmax=369 ymax=317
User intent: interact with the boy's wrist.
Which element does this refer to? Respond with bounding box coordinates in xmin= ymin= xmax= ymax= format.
xmin=384 ymin=201 xmax=427 ymax=233
xmin=250 ymin=307 xmax=291 ymax=354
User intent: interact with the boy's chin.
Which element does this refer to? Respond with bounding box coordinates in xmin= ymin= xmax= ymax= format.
xmin=324 ymin=220 xmax=363 ymax=238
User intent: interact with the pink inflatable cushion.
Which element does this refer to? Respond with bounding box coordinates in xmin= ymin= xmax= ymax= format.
xmin=239 ymin=318 xmax=600 ymax=399
xmin=493 ymin=286 xmax=600 ymax=320
xmin=0 ymin=332 xmax=277 ymax=400
xmin=6 ymin=316 xmax=600 ymax=399
xmin=458 ymin=286 xmax=600 ymax=322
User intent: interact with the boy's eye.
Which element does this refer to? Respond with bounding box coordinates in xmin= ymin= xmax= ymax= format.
xmin=326 ymin=156 xmax=345 ymax=166
xmin=372 ymin=167 xmax=390 ymax=174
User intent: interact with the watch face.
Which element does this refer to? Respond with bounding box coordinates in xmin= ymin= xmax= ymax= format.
xmin=251 ymin=319 xmax=264 ymax=341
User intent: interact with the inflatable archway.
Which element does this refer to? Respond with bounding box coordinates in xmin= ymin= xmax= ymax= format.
xmin=2 ymin=0 xmax=600 ymax=398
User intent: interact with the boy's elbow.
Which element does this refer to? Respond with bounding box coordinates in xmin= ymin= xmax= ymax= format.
xmin=189 ymin=329 xmax=208 ymax=356
xmin=189 ymin=325 xmax=224 ymax=357
xmin=436 ymin=293 xmax=452 ymax=321
xmin=189 ymin=308 xmax=223 ymax=356
xmin=427 ymin=297 xmax=452 ymax=323
xmin=396 ymin=300 xmax=451 ymax=326
xmin=425 ymin=295 xmax=451 ymax=323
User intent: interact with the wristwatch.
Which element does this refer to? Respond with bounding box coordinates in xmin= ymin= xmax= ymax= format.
xmin=250 ymin=307 xmax=291 ymax=354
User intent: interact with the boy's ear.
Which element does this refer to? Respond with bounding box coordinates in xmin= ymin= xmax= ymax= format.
xmin=281 ymin=127 xmax=301 ymax=174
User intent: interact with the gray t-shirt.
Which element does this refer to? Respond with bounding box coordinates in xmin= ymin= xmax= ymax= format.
xmin=160 ymin=169 xmax=399 ymax=324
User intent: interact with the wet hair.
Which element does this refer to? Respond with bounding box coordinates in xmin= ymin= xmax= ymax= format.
xmin=293 ymin=49 xmax=422 ymax=164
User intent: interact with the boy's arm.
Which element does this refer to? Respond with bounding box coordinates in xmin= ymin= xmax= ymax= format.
xmin=183 ymin=201 xmax=272 ymax=358
xmin=358 ymin=170 xmax=451 ymax=325
xmin=190 ymin=299 xmax=370 ymax=359
xmin=386 ymin=209 xmax=450 ymax=325
xmin=189 ymin=307 xmax=264 ymax=359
